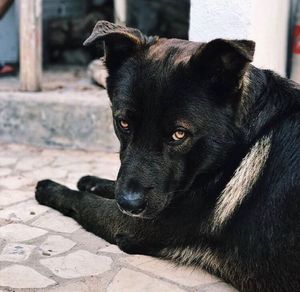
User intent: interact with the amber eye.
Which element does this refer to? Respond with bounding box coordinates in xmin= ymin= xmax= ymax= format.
xmin=172 ymin=130 xmax=186 ymax=141
xmin=119 ymin=120 xmax=129 ymax=131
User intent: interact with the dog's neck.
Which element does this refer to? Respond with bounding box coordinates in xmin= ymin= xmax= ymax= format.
xmin=164 ymin=66 xmax=299 ymax=231
xmin=206 ymin=67 xmax=300 ymax=232
xmin=175 ymin=69 xmax=298 ymax=225
xmin=211 ymin=132 xmax=273 ymax=231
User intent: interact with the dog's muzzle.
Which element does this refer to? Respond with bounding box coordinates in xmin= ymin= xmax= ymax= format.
xmin=116 ymin=190 xmax=147 ymax=216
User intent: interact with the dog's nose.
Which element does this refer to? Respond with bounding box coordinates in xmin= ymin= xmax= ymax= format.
xmin=117 ymin=191 xmax=146 ymax=215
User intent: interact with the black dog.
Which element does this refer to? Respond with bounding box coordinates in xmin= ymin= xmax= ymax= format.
xmin=36 ymin=21 xmax=300 ymax=291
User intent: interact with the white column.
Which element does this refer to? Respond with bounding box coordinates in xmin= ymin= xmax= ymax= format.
xmin=19 ymin=0 xmax=42 ymax=92
xmin=114 ymin=0 xmax=126 ymax=25
xmin=189 ymin=0 xmax=290 ymax=76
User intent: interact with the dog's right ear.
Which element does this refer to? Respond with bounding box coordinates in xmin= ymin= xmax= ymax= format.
xmin=189 ymin=39 xmax=255 ymax=95
xmin=84 ymin=21 xmax=148 ymax=73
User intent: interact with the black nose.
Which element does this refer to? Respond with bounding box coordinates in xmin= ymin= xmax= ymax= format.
xmin=117 ymin=191 xmax=146 ymax=215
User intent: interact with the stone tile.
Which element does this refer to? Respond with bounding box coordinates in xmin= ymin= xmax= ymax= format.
xmin=0 ymin=157 xmax=17 ymax=166
xmin=64 ymin=172 xmax=90 ymax=189
xmin=0 ymin=175 xmax=35 ymax=189
xmin=61 ymin=163 xmax=93 ymax=173
xmin=66 ymin=172 xmax=90 ymax=181
xmin=203 ymin=282 xmax=237 ymax=291
xmin=0 ymin=243 xmax=35 ymax=262
xmin=97 ymin=154 xmax=119 ymax=164
xmin=0 ymin=264 xmax=56 ymax=288
xmin=100 ymin=244 xmax=124 ymax=254
xmin=92 ymin=167 xmax=118 ymax=180
xmin=64 ymin=171 xmax=94 ymax=189
xmin=39 ymin=235 xmax=76 ymax=256
xmin=94 ymin=160 xmax=120 ymax=169
xmin=0 ymin=168 xmax=12 ymax=176
xmin=15 ymin=156 xmax=54 ymax=171
xmin=122 ymin=255 xmax=219 ymax=287
xmin=40 ymin=250 xmax=112 ymax=279
xmin=0 ymin=218 xmax=11 ymax=227
xmin=63 ymin=180 xmax=78 ymax=190
xmin=0 ymin=190 xmax=33 ymax=207
xmin=52 ymin=155 xmax=94 ymax=167
xmin=32 ymin=211 xmax=80 ymax=233
xmin=71 ymin=229 xmax=108 ymax=252
xmin=6 ymin=144 xmax=29 ymax=152
xmin=41 ymin=278 xmax=105 ymax=292
xmin=0 ymin=223 xmax=47 ymax=242
xmin=26 ymin=167 xmax=68 ymax=181
xmin=0 ymin=200 xmax=49 ymax=222
xmin=107 ymin=268 xmax=186 ymax=292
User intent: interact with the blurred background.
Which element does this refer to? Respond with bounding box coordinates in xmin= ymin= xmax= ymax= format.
xmin=0 ymin=0 xmax=298 ymax=152
xmin=0 ymin=0 xmax=189 ymax=72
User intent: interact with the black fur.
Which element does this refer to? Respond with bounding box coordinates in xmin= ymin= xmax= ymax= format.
xmin=36 ymin=21 xmax=300 ymax=291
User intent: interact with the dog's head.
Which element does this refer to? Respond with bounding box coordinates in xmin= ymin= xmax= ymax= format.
xmin=84 ymin=21 xmax=255 ymax=219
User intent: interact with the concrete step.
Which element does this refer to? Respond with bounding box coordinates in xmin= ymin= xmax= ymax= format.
xmin=0 ymin=90 xmax=118 ymax=152
xmin=0 ymin=66 xmax=119 ymax=152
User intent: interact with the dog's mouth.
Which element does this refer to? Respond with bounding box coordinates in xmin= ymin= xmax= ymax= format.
xmin=116 ymin=200 xmax=167 ymax=220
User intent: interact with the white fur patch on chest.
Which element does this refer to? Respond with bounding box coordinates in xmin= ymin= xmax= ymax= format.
xmin=211 ymin=133 xmax=273 ymax=231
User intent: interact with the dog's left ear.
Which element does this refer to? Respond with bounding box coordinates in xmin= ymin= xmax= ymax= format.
xmin=84 ymin=21 xmax=149 ymax=73
xmin=190 ymin=39 xmax=255 ymax=93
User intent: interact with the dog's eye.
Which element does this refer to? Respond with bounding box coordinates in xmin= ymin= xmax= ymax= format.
xmin=119 ymin=119 xmax=130 ymax=131
xmin=172 ymin=130 xmax=186 ymax=141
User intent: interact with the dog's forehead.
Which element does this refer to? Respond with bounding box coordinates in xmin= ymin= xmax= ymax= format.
xmin=112 ymin=39 xmax=201 ymax=101
xmin=110 ymin=39 xmax=208 ymax=121
xmin=146 ymin=38 xmax=200 ymax=65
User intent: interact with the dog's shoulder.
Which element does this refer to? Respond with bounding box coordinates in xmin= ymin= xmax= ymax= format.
xmin=266 ymin=111 xmax=300 ymax=183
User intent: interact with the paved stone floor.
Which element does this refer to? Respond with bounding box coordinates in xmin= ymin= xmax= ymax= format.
xmin=0 ymin=143 xmax=236 ymax=292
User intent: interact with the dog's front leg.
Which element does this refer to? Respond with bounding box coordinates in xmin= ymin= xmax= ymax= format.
xmin=36 ymin=179 xmax=128 ymax=243
xmin=35 ymin=179 xmax=162 ymax=255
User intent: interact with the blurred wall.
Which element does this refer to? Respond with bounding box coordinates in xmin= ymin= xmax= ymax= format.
xmin=126 ymin=0 xmax=190 ymax=39
xmin=0 ymin=3 xmax=18 ymax=64
xmin=43 ymin=0 xmax=86 ymax=20
xmin=0 ymin=0 xmax=86 ymax=64
xmin=189 ymin=0 xmax=290 ymax=76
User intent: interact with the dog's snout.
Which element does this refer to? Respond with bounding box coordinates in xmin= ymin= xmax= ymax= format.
xmin=117 ymin=191 xmax=146 ymax=215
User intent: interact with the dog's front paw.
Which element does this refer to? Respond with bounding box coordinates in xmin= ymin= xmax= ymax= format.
xmin=115 ymin=233 xmax=144 ymax=255
xmin=35 ymin=179 xmax=63 ymax=206
xmin=77 ymin=175 xmax=99 ymax=192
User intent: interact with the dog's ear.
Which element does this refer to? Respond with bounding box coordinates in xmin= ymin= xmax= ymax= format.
xmin=84 ymin=21 xmax=148 ymax=73
xmin=190 ymin=39 xmax=255 ymax=93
